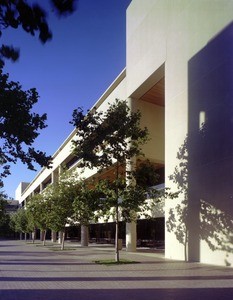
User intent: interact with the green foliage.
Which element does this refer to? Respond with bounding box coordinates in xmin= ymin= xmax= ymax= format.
xmin=71 ymin=99 xmax=152 ymax=261
xmin=27 ymin=193 xmax=50 ymax=232
xmin=70 ymin=99 xmax=152 ymax=222
xmin=133 ymin=160 xmax=160 ymax=188
xmin=0 ymin=196 xmax=7 ymax=226
xmin=0 ymin=195 xmax=13 ymax=236
xmin=10 ymin=208 xmax=28 ymax=234
xmin=70 ymin=99 xmax=149 ymax=170
xmin=44 ymin=177 xmax=75 ymax=233
xmin=72 ymin=180 xmax=104 ymax=226
xmin=0 ymin=69 xmax=52 ymax=186
xmin=94 ymin=178 xmax=149 ymax=223
xmin=94 ymin=259 xmax=140 ymax=265
xmin=25 ymin=170 xmax=79 ymax=246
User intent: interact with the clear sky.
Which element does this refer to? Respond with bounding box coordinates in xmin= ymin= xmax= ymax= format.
xmin=1 ymin=0 xmax=132 ymax=199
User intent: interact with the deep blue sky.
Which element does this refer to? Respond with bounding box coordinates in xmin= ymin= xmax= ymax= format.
xmin=1 ymin=0 xmax=132 ymax=198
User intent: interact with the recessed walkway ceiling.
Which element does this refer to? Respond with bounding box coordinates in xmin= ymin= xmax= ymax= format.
xmin=140 ymin=77 xmax=164 ymax=107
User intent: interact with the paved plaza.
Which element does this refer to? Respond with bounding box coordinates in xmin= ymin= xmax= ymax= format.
xmin=0 ymin=240 xmax=233 ymax=300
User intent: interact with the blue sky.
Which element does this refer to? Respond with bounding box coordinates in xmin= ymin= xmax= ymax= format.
xmin=1 ymin=0 xmax=131 ymax=198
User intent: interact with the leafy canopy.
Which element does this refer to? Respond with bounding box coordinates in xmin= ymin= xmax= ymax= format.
xmin=26 ymin=193 xmax=50 ymax=232
xmin=0 ymin=194 xmax=8 ymax=226
xmin=72 ymin=179 xmax=107 ymax=226
xmin=70 ymin=99 xmax=149 ymax=170
xmin=70 ymin=100 xmax=158 ymax=222
xmin=10 ymin=208 xmax=28 ymax=233
xmin=0 ymin=70 xmax=51 ymax=184
xmin=44 ymin=171 xmax=77 ymax=232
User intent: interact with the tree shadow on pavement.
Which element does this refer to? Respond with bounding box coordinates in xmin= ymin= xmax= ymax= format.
xmin=0 ymin=288 xmax=233 ymax=300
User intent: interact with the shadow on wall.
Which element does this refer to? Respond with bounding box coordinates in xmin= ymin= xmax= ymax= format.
xmin=167 ymin=22 xmax=233 ymax=266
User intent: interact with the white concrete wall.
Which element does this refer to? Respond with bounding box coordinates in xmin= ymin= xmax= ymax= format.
xmin=126 ymin=0 xmax=168 ymax=97
xmin=137 ymin=100 xmax=164 ymax=163
xmin=126 ymin=0 xmax=233 ymax=266
xmin=15 ymin=182 xmax=29 ymax=201
xmin=165 ymin=0 xmax=233 ymax=266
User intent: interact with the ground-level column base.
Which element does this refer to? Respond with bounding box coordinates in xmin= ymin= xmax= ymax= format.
xmin=126 ymin=221 xmax=137 ymax=252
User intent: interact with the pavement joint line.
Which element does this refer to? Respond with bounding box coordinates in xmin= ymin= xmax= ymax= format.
xmin=1 ymin=240 xmax=233 ymax=299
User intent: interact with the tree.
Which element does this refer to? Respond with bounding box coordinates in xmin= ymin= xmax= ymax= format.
xmin=70 ymin=99 xmax=149 ymax=261
xmin=72 ymin=178 xmax=108 ymax=247
xmin=0 ymin=194 xmax=7 ymax=225
xmin=26 ymin=193 xmax=51 ymax=245
xmin=44 ymin=170 xmax=77 ymax=250
xmin=25 ymin=208 xmax=37 ymax=243
xmin=0 ymin=0 xmax=77 ymax=187
xmin=10 ymin=208 xmax=29 ymax=240
xmin=0 ymin=195 xmax=12 ymax=237
xmin=0 ymin=71 xmax=52 ymax=186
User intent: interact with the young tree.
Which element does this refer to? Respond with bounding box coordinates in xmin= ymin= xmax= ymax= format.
xmin=70 ymin=99 xmax=149 ymax=261
xmin=25 ymin=209 xmax=37 ymax=243
xmin=10 ymin=208 xmax=29 ymax=240
xmin=0 ymin=195 xmax=13 ymax=237
xmin=44 ymin=170 xmax=78 ymax=250
xmin=27 ymin=170 xmax=93 ymax=250
xmin=26 ymin=193 xmax=50 ymax=246
xmin=72 ymin=178 xmax=108 ymax=246
xmin=0 ymin=195 xmax=7 ymax=226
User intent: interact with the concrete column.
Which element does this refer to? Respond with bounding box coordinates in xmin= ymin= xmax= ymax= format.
xmin=51 ymin=168 xmax=59 ymax=184
xmin=127 ymin=97 xmax=136 ymax=112
xmin=126 ymin=222 xmax=137 ymax=252
xmin=57 ymin=231 xmax=62 ymax=244
xmin=31 ymin=231 xmax=36 ymax=243
xmin=58 ymin=165 xmax=63 ymax=176
xmin=81 ymin=225 xmax=89 ymax=247
xmin=125 ymin=97 xmax=138 ymax=252
xmin=51 ymin=231 xmax=57 ymax=243
xmin=40 ymin=230 xmax=45 ymax=241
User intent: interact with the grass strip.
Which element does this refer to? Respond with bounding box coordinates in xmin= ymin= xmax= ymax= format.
xmin=48 ymin=248 xmax=77 ymax=251
xmin=94 ymin=259 xmax=140 ymax=265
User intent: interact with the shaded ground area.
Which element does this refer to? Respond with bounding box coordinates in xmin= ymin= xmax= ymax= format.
xmin=0 ymin=240 xmax=233 ymax=300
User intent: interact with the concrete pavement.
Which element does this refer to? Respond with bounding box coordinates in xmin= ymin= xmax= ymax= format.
xmin=0 ymin=240 xmax=233 ymax=300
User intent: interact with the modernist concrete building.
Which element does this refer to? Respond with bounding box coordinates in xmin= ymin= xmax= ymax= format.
xmin=16 ymin=0 xmax=233 ymax=267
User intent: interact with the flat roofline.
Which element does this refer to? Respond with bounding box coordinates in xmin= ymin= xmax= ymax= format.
xmin=21 ymin=68 xmax=126 ymax=198
xmin=52 ymin=68 xmax=126 ymax=160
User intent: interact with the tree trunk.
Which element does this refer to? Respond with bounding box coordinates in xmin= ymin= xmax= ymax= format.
xmin=42 ymin=230 xmax=46 ymax=246
xmin=115 ymin=213 xmax=119 ymax=262
xmin=57 ymin=231 xmax=62 ymax=244
xmin=51 ymin=230 xmax=57 ymax=243
xmin=61 ymin=230 xmax=65 ymax=250
xmin=81 ymin=225 xmax=89 ymax=246
xmin=32 ymin=231 xmax=35 ymax=244
xmin=184 ymin=228 xmax=188 ymax=262
xmin=115 ymin=159 xmax=120 ymax=262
